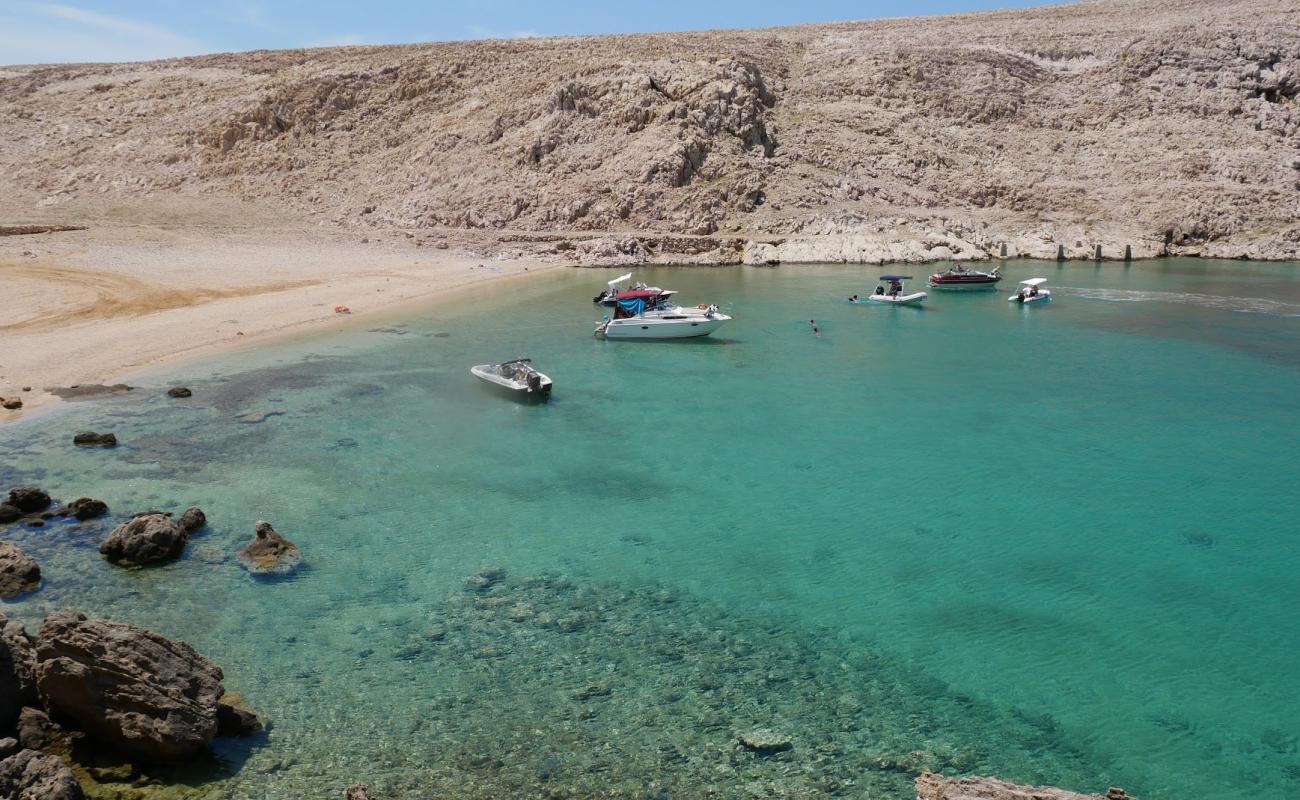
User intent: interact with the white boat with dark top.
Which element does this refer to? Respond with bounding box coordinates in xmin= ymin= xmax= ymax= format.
xmin=852 ymin=275 xmax=927 ymax=306
xmin=1009 ymin=278 xmax=1051 ymax=304
xmin=593 ymin=273 xmax=676 ymax=306
xmin=470 ymin=359 xmax=553 ymax=399
xmin=595 ymin=290 xmax=730 ymax=339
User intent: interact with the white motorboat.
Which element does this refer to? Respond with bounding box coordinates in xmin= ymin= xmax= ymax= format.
xmin=1009 ymin=278 xmax=1051 ymax=305
xmin=470 ymin=359 xmax=552 ymax=399
xmin=593 ymin=273 xmax=676 ymax=306
xmin=595 ymin=294 xmax=731 ymax=339
xmin=852 ymin=275 xmax=927 ymax=306
xmin=928 ymin=263 xmax=1002 ymax=290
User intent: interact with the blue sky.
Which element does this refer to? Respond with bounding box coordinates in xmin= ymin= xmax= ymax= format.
xmin=0 ymin=0 xmax=1060 ymax=64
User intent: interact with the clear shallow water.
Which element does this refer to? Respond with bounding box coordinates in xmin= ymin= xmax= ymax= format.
xmin=2 ymin=259 xmax=1299 ymax=799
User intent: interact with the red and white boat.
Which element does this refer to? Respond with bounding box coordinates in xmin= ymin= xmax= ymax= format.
xmin=927 ymin=264 xmax=1002 ymax=291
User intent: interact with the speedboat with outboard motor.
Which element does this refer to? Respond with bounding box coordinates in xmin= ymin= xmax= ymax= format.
xmin=593 ymin=273 xmax=676 ymax=306
xmin=927 ymin=263 xmax=1002 ymax=291
xmin=470 ymin=359 xmax=552 ymax=400
xmin=1009 ymin=278 xmax=1051 ymax=305
xmin=852 ymin=275 xmax=927 ymax=306
xmin=595 ymin=290 xmax=730 ymax=339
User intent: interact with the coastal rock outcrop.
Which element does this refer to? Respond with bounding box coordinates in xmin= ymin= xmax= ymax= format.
xmin=72 ymin=432 xmax=117 ymax=447
xmin=7 ymin=488 xmax=50 ymax=514
xmin=0 ymin=615 xmax=38 ymax=731
xmin=237 ymin=521 xmax=301 ymax=574
xmin=54 ymin=498 xmax=109 ymax=521
xmin=178 ymin=507 xmax=207 ymax=533
xmin=0 ymin=748 xmax=86 ymax=800
xmin=34 ymin=611 xmax=225 ymax=760
xmin=99 ymin=513 xmax=188 ymax=566
xmin=15 ymin=708 xmax=51 ymax=750
xmin=915 ymin=773 xmax=1134 ymax=800
xmin=215 ymin=692 xmax=262 ymax=736
xmin=0 ymin=543 xmax=41 ymax=599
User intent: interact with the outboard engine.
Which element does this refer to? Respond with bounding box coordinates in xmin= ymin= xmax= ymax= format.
xmin=527 ymin=374 xmax=543 ymax=393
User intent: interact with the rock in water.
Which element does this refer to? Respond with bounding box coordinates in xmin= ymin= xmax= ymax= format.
xmin=178 ymin=507 xmax=207 ymax=533
xmin=6 ymin=488 xmax=50 ymax=514
xmin=0 ymin=504 xmax=20 ymax=524
xmin=34 ymin=611 xmax=225 ymax=760
xmin=237 ymin=521 xmax=301 ymax=574
xmin=1 ymin=399 xmax=21 ymax=411
xmin=72 ymin=432 xmax=117 ymax=447
xmin=166 ymin=387 xmax=193 ymax=398
xmin=215 ymin=692 xmax=262 ymax=736
xmin=99 ymin=513 xmax=188 ymax=566
xmin=737 ymin=729 xmax=793 ymax=755
xmin=345 ymin=784 xmax=375 ymax=800
xmin=55 ymin=497 xmax=109 ymax=521
xmin=0 ymin=544 xmax=40 ymax=598
xmin=0 ymin=748 xmax=86 ymax=800
xmin=915 ymin=773 xmax=1134 ymax=800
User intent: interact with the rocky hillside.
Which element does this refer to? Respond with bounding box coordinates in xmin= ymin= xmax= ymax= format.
xmin=1 ymin=0 xmax=1298 ymax=265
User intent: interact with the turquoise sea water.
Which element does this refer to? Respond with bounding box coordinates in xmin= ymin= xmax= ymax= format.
xmin=2 ymin=259 xmax=1299 ymax=799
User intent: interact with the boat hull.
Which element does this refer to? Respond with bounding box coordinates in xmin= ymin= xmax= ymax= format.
xmin=1009 ymin=291 xmax=1051 ymax=304
xmin=470 ymin=366 xmax=552 ymax=400
xmin=598 ymin=316 xmax=729 ymax=339
xmin=928 ymin=280 xmax=1001 ymax=291
xmin=863 ymin=292 xmax=927 ymax=306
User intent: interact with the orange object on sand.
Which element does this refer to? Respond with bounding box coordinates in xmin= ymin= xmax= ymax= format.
xmin=334 ymin=305 xmax=351 ymax=314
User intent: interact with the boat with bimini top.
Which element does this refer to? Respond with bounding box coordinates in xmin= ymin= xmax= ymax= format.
xmin=852 ymin=275 xmax=927 ymax=306
xmin=595 ymin=289 xmax=730 ymax=339
xmin=1009 ymin=278 xmax=1051 ymax=304
xmin=593 ymin=273 xmax=677 ymax=306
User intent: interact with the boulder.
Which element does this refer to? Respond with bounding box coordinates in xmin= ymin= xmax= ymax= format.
xmin=0 ymin=543 xmax=40 ymax=598
xmin=215 ymin=692 xmax=262 ymax=736
xmin=35 ymin=611 xmax=225 ymax=760
xmin=6 ymin=488 xmax=50 ymax=514
xmin=178 ymin=507 xmax=207 ymax=533
xmin=0 ymin=504 xmax=20 ymax=524
xmin=15 ymin=708 xmax=50 ymax=750
xmin=55 ymin=498 xmax=108 ymax=521
xmin=237 ymin=521 xmax=301 ymax=574
xmin=166 ymin=387 xmax=192 ymax=398
xmin=915 ymin=773 xmax=1134 ymax=800
xmin=72 ymin=432 xmax=117 ymax=447
xmin=0 ymin=748 xmax=86 ymax=800
xmin=0 ymin=738 xmax=16 ymax=758
xmin=99 ymin=513 xmax=188 ymax=566
xmin=1 ymin=399 xmax=21 ymax=411
xmin=0 ymin=615 xmax=38 ymax=732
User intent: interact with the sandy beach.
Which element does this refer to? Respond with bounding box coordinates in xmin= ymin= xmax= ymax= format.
xmin=0 ymin=198 xmax=552 ymax=421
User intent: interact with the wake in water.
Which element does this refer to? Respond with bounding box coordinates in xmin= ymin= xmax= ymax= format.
xmin=1056 ymin=287 xmax=1300 ymax=316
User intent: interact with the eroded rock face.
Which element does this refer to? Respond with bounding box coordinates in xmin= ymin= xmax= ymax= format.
xmin=6 ymin=488 xmax=50 ymax=514
xmin=0 ymin=543 xmax=40 ymax=599
xmin=0 ymin=614 xmax=38 ymax=732
xmin=915 ymin=773 xmax=1134 ymax=800
xmin=237 ymin=521 xmax=301 ymax=574
xmin=0 ymin=748 xmax=86 ymax=800
xmin=99 ymin=513 xmax=188 ymax=566
xmin=34 ymin=611 xmax=225 ymax=760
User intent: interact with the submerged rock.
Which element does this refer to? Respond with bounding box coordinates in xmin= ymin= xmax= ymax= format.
xmin=915 ymin=773 xmax=1134 ymax=800
xmin=48 ymin=384 xmax=132 ymax=400
xmin=237 ymin=408 xmax=284 ymax=424
xmin=72 ymin=432 xmax=117 ymax=447
xmin=738 ymin=729 xmax=793 ymax=755
xmin=178 ymin=507 xmax=207 ymax=533
xmin=345 ymin=784 xmax=374 ymax=800
xmin=166 ymin=387 xmax=193 ymax=398
xmin=99 ymin=513 xmax=188 ymax=566
xmin=54 ymin=497 xmax=108 ymax=521
xmin=216 ymin=692 xmax=262 ymax=737
xmin=0 ymin=748 xmax=86 ymax=800
xmin=0 ymin=543 xmax=40 ymax=598
xmin=6 ymin=488 xmax=50 ymax=514
xmin=237 ymin=521 xmax=301 ymax=574
xmin=34 ymin=611 xmax=225 ymax=760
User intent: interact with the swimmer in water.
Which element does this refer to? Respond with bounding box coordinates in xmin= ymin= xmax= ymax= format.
xmin=809 ymin=319 xmax=820 ymax=337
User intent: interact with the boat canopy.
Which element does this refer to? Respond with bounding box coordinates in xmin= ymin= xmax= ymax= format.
xmin=1019 ymin=278 xmax=1048 ymax=287
xmin=616 ymin=297 xmax=647 ymax=317
xmin=879 ymin=275 xmax=912 ymax=281
xmin=607 ymin=272 xmax=633 ymax=288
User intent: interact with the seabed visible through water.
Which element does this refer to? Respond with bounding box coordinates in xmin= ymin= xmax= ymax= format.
xmin=2 ymin=259 xmax=1299 ymax=799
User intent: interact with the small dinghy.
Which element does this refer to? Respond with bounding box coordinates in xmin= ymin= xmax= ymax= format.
xmin=1009 ymin=278 xmax=1051 ymax=305
xmin=470 ymin=359 xmax=552 ymax=400
xmin=852 ymin=275 xmax=927 ymax=306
